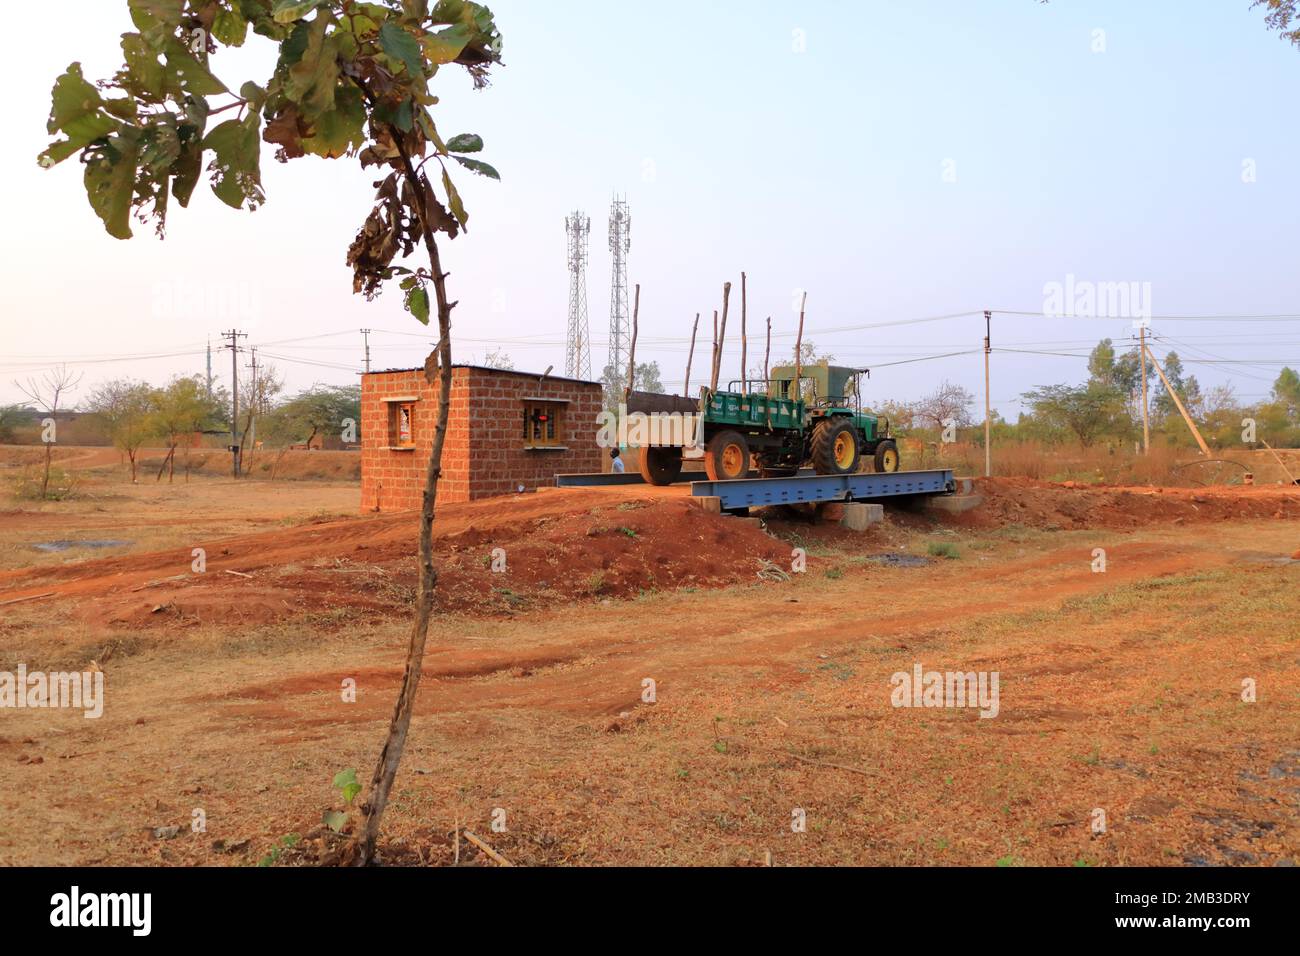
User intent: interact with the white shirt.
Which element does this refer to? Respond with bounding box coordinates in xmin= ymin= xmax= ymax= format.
xmin=611 ymin=456 xmax=625 ymax=474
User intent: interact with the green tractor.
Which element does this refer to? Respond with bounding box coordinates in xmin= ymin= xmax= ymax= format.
xmin=638 ymin=364 xmax=900 ymax=485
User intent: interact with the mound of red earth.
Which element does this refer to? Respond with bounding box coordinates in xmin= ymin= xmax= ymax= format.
xmin=3 ymin=480 xmax=1296 ymax=635
xmin=954 ymin=477 xmax=1300 ymax=530
xmin=0 ymin=490 xmax=791 ymax=632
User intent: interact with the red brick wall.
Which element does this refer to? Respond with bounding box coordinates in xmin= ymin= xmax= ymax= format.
xmin=361 ymin=366 xmax=603 ymax=512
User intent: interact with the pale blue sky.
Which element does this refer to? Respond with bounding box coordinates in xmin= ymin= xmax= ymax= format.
xmin=2 ymin=0 xmax=1297 ymax=414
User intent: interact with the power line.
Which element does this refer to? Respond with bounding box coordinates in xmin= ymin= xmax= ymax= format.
xmin=991 ymin=310 xmax=1300 ymax=322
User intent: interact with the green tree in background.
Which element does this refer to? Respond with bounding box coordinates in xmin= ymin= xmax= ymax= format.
xmin=1021 ymin=382 xmax=1128 ymax=449
xmin=149 ymin=375 xmax=224 ymax=481
xmin=1273 ymin=367 xmax=1300 ymax=418
xmin=262 ymin=384 xmax=361 ymax=447
xmin=0 ymin=406 xmax=27 ymax=444
xmin=85 ymin=379 xmax=154 ymax=481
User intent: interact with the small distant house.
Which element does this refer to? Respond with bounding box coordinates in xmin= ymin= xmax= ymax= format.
xmin=361 ymin=365 xmax=603 ymax=512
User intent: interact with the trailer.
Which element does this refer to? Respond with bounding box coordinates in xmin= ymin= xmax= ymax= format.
xmin=637 ymin=364 xmax=901 ymax=486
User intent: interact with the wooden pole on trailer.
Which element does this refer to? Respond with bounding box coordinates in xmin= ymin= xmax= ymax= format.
xmin=711 ymin=282 xmax=731 ymax=393
xmin=710 ymin=311 xmax=718 ymax=396
xmin=793 ymin=292 xmax=807 ymax=401
xmin=740 ymin=273 xmax=748 ymax=394
xmin=764 ymin=317 xmax=772 ymax=396
xmin=683 ymin=312 xmax=700 ymax=397
xmin=624 ymin=283 xmax=640 ymax=403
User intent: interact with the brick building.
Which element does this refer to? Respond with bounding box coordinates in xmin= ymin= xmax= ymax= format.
xmin=361 ymin=365 xmax=604 ymax=512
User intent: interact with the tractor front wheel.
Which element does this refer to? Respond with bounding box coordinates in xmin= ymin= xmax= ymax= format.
xmin=874 ymin=439 xmax=901 ymax=473
xmin=811 ymin=418 xmax=861 ymax=476
xmin=705 ymin=430 xmax=752 ymax=481
xmin=639 ymin=446 xmax=683 ymax=486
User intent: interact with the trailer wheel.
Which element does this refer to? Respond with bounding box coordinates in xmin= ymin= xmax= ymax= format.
xmin=811 ymin=418 xmax=860 ymax=475
xmin=874 ymin=439 xmax=900 ymax=473
xmin=639 ymin=446 xmax=683 ymax=486
xmin=705 ymin=430 xmax=751 ymax=481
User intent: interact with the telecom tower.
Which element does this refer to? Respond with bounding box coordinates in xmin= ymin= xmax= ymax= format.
xmin=564 ymin=211 xmax=592 ymax=380
xmin=607 ymin=196 xmax=632 ymax=398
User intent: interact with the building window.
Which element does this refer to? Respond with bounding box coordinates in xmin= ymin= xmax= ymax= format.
xmin=389 ymin=401 xmax=416 ymax=448
xmin=523 ymin=401 xmax=565 ymax=449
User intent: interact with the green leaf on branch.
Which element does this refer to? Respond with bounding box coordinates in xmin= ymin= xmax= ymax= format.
xmin=83 ymin=130 xmax=142 ymax=240
xmin=240 ymin=81 xmax=268 ymax=115
xmin=442 ymin=167 xmax=468 ymax=227
xmin=40 ymin=64 xmax=120 ymax=168
xmin=170 ymin=128 xmax=203 ymax=206
xmin=204 ymin=115 xmax=265 ymax=210
xmin=46 ymin=62 xmax=102 ymax=133
xmin=451 ymin=155 xmax=499 ymax=180
xmin=421 ymin=24 xmax=472 ymax=65
xmin=405 ymin=286 xmax=431 ymax=325
xmin=303 ymin=86 xmax=366 ymax=158
xmin=162 ymin=41 xmax=230 ymax=96
xmin=285 ymin=13 xmax=340 ymax=116
xmin=128 ymin=0 xmax=184 ymax=27
xmin=120 ymin=34 xmax=166 ymax=100
xmin=272 ymin=0 xmax=323 ymax=24
xmin=322 ymin=810 xmax=348 ymax=834
xmin=213 ymin=8 xmax=249 ymax=46
xmin=445 ymin=133 xmax=482 ymax=153
xmin=140 ymin=120 xmax=181 ymax=175
xmin=332 ymin=768 xmax=362 ymax=804
xmin=380 ymin=21 xmax=425 ymax=77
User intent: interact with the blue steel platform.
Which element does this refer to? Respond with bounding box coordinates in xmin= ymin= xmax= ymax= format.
xmin=689 ymin=469 xmax=956 ymax=511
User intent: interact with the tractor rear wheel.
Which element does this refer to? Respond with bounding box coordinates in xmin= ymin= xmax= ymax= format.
xmin=874 ymin=439 xmax=901 ymax=473
xmin=705 ymin=430 xmax=752 ymax=481
xmin=639 ymin=446 xmax=683 ymax=486
xmin=811 ymin=418 xmax=860 ymax=475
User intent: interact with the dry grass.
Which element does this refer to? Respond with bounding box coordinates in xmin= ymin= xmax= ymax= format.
xmin=904 ymin=439 xmax=1297 ymax=487
xmin=2 ymin=513 xmax=1295 ymax=867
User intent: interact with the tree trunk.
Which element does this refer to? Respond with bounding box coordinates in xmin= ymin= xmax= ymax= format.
xmin=41 ymin=441 xmax=53 ymax=500
xmin=355 ymin=146 xmax=457 ymax=867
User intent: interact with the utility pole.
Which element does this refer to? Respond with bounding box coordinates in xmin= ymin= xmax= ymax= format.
xmin=361 ymin=329 xmax=372 ymax=374
xmin=1148 ymin=350 xmax=1211 ymax=457
xmin=983 ymin=311 xmax=992 ymax=478
xmin=205 ymin=338 xmax=214 ymax=398
xmin=1139 ymin=325 xmax=1150 ymax=454
xmin=223 ymin=329 xmax=245 ymax=478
